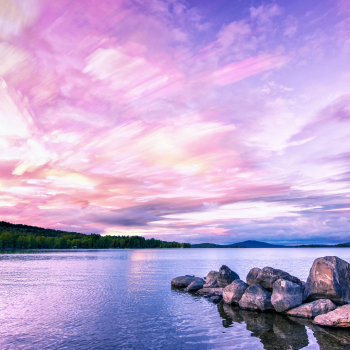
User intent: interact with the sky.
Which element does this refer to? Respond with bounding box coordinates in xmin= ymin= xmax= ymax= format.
xmin=1 ymin=0 xmax=350 ymax=245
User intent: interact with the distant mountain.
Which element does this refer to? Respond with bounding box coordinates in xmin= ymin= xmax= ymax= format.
xmin=191 ymin=243 xmax=246 ymax=248
xmin=227 ymin=240 xmax=286 ymax=248
xmin=191 ymin=240 xmax=285 ymax=248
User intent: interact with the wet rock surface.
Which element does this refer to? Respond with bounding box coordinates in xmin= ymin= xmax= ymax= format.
xmin=271 ymin=278 xmax=303 ymax=312
xmin=313 ymin=305 xmax=350 ymax=327
xmin=217 ymin=265 xmax=240 ymax=288
xmin=286 ymin=299 xmax=337 ymax=318
xmin=184 ymin=278 xmax=205 ymax=291
xmin=256 ymin=267 xmax=303 ymax=291
xmin=197 ymin=287 xmax=224 ymax=296
xmin=239 ymin=284 xmax=274 ymax=311
xmin=246 ymin=267 xmax=261 ymax=286
xmin=305 ymin=256 xmax=350 ymax=305
xmin=171 ymin=276 xmax=203 ymax=288
xmin=222 ymin=279 xmax=248 ymax=304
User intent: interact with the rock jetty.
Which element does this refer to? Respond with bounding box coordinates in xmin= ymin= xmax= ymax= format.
xmin=171 ymin=257 xmax=350 ymax=328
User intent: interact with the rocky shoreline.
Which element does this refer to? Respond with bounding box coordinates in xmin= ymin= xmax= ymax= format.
xmin=171 ymin=256 xmax=350 ymax=328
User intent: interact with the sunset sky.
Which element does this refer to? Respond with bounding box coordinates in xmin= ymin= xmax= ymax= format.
xmin=1 ymin=0 xmax=350 ymax=244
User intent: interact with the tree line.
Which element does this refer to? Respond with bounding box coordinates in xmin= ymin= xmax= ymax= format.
xmin=0 ymin=221 xmax=191 ymax=249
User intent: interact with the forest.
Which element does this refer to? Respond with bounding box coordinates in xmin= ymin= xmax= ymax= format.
xmin=0 ymin=221 xmax=191 ymax=249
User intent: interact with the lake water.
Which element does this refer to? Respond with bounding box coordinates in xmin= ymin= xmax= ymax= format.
xmin=1 ymin=248 xmax=350 ymax=350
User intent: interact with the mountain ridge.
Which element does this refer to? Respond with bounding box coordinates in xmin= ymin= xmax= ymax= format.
xmin=191 ymin=240 xmax=286 ymax=248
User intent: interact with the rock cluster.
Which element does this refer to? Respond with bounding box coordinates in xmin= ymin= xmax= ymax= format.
xmin=171 ymin=256 xmax=350 ymax=328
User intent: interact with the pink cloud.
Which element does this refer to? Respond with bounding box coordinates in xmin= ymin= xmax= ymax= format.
xmin=1 ymin=0 xmax=350 ymax=245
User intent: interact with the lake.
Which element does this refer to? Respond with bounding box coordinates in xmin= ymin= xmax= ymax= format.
xmin=0 ymin=248 xmax=350 ymax=349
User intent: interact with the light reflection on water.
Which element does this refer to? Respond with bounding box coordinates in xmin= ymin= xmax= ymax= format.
xmin=0 ymin=248 xmax=349 ymax=349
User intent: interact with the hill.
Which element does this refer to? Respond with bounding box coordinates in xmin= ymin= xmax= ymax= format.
xmin=228 ymin=240 xmax=286 ymax=248
xmin=0 ymin=221 xmax=190 ymax=249
xmin=191 ymin=243 xmax=246 ymax=248
xmin=191 ymin=240 xmax=285 ymax=248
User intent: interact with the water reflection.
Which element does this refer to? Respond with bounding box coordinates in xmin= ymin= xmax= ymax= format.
xmin=219 ymin=303 xmax=350 ymax=350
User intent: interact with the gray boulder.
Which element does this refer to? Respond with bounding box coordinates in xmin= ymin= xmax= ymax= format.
xmin=218 ymin=265 xmax=240 ymax=288
xmin=203 ymin=271 xmax=219 ymax=288
xmin=223 ymin=279 xmax=248 ymax=304
xmin=286 ymin=299 xmax=337 ymax=318
xmin=271 ymin=278 xmax=303 ymax=312
xmin=304 ymin=256 xmax=350 ymax=305
xmin=246 ymin=268 xmax=261 ymax=286
xmin=171 ymin=276 xmax=202 ymax=288
xmin=239 ymin=284 xmax=274 ymax=311
xmin=256 ymin=267 xmax=302 ymax=291
xmin=313 ymin=305 xmax=350 ymax=327
xmin=197 ymin=288 xmax=224 ymax=297
xmin=184 ymin=278 xmax=205 ymax=291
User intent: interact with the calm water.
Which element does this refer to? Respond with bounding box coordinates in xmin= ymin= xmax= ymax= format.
xmin=0 ymin=248 xmax=350 ymax=350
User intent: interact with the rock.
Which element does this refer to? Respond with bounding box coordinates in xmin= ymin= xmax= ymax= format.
xmin=197 ymin=288 xmax=224 ymax=297
xmin=171 ymin=276 xmax=202 ymax=288
xmin=223 ymin=279 xmax=248 ymax=304
xmin=256 ymin=267 xmax=302 ymax=291
xmin=210 ymin=296 xmax=221 ymax=304
xmin=218 ymin=265 xmax=240 ymax=288
xmin=304 ymin=256 xmax=350 ymax=305
xmin=239 ymin=284 xmax=274 ymax=311
xmin=184 ymin=278 xmax=205 ymax=291
xmin=203 ymin=271 xmax=219 ymax=288
xmin=271 ymin=279 xmax=303 ymax=313
xmin=287 ymin=299 xmax=337 ymax=318
xmin=246 ymin=267 xmax=261 ymax=286
xmin=313 ymin=305 xmax=350 ymax=327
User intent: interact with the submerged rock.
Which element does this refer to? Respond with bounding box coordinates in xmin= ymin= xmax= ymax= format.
xmin=246 ymin=268 xmax=261 ymax=286
xmin=171 ymin=276 xmax=202 ymax=288
xmin=271 ymin=279 xmax=303 ymax=313
xmin=203 ymin=271 xmax=219 ymax=288
xmin=197 ymin=288 xmax=224 ymax=297
xmin=223 ymin=280 xmax=248 ymax=304
xmin=313 ymin=305 xmax=350 ymax=327
xmin=239 ymin=284 xmax=274 ymax=311
xmin=218 ymin=265 xmax=240 ymax=288
xmin=304 ymin=256 xmax=350 ymax=305
xmin=286 ymin=299 xmax=337 ymax=318
xmin=184 ymin=278 xmax=205 ymax=291
xmin=256 ymin=267 xmax=303 ymax=291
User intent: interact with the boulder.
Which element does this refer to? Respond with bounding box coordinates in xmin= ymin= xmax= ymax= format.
xmin=218 ymin=265 xmax=240 ymax=288
xmin=171 ymin=276 xmax=202 ymax=288
xmin=313 ymin=305 xmax=350 ymax=327
xmin=197 ymin=288 xmax=224 ymax=297
xmin=203 ymin=271 xmax=219 ymax=288
xmin=239 ymin=284 xmax=274 ymax=311
xmin=256 ymin=267 xmax=302 ymax=291
xmin=286 ymin=299 xmax=337 ymax=318
xmin=304 ymin=256 xmax=350 ymax=305
xmin=184 ymin=278 xmax=205 ymax=291
xmin=246 ymin=267 xmax=261 ymax=286
xmin=271 ymin=279 xmax=303 ymax=312
xmin=223 ymin=279 xmax=248 ymax=304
